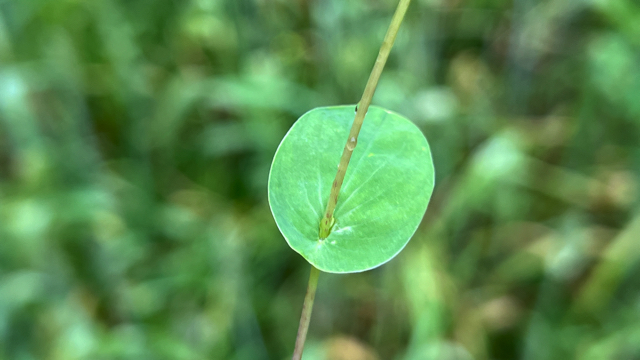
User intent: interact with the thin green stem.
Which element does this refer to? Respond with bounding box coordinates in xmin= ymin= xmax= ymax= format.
xmin=319 ymin=0 xmax=412 ymax=239
xmin=292 ymin=266 xmax=321 ymax=360
xmin=293 ymin=0 xmax=411 ymax=356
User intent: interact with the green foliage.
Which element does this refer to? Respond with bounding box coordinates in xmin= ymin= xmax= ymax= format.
xmin=1 ymin=0 xmax=640 ymax=359
xmin=269 ymin=106 xmax=434 ymax=273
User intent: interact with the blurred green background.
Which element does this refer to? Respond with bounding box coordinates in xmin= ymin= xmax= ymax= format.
xmin=1 ymin=0 xmax=640 ymax=359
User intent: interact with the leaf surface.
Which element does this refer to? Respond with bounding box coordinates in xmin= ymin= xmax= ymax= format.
xmin=268 ymin=106 xmax=434 ymax=273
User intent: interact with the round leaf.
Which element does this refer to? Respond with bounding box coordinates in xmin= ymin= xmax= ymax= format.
xmin=268 ymin=105 xmax=435 ymax=273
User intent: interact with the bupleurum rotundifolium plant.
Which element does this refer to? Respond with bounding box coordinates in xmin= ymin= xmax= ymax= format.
xmin=267 ymin=0 xmax=434 ymax=358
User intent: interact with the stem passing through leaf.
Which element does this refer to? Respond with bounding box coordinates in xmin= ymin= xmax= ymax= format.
xmin=292 ymin=1 xmax=413 ymax=358
xmin=319 ymin=0 xmax=412 ymax=239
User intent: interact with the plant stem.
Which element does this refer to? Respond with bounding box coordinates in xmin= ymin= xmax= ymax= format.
xmin=293 ymin=1 xmax=411 ymax=356
xmin=292 ymin=266 xmax=321 ymax=360
xmin=319 ymin=0 xmax=412 ymax=239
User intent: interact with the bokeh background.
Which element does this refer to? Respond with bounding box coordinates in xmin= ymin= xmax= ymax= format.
xmin=1 ymin=0 xmax=640 ymax=359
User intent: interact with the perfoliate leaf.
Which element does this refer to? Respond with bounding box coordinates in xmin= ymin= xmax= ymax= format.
xmin=268 ymin=106 xmax=435 ymax=273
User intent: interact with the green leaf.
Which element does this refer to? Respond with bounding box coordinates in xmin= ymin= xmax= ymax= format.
xmin=268 ymin=105 xmax=435 ymax=273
